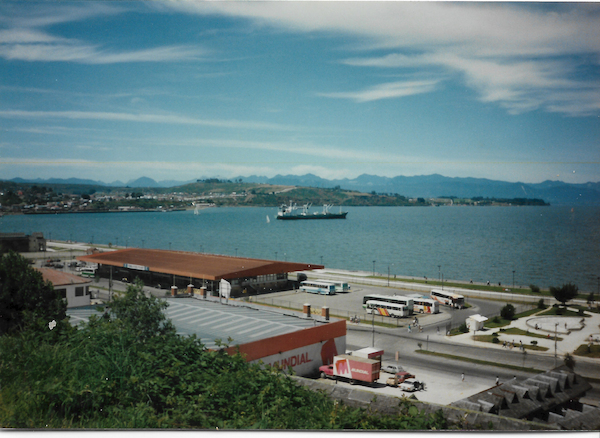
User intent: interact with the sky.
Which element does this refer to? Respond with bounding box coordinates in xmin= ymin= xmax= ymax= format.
xmin=0 ymin=1 xmax=599 ymax=185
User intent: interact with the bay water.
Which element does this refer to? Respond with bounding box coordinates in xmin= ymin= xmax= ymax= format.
xmin=2 ymin=206 xmax=599 ymax=292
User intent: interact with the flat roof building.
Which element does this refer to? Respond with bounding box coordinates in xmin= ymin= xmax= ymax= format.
xmin=68 ymin=296 xmax=346 ymax=377
xmin=78 ymin=248 xmax=323 ymax=297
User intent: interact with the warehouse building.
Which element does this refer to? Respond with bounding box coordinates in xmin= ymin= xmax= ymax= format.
xmin=0 ymin=232 xmax=46 ymax=252
xmin=78 ymin=248 xmax=323 ymax=298
xmin=67 ymin=296 xmax=346 ymax=377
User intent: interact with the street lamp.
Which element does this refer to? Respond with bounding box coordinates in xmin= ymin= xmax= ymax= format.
xmin=512 ymin=270 xmax=515 ymax=289
xmin=554 ymin=323 xmax=559 ymax=368
xmin=373 ymin=260 xmax=376 ymax=277
xmin=275 ymin=251 xmax=278 ymax=260
xmin=438 ymin=265 xmax=441 ymax=283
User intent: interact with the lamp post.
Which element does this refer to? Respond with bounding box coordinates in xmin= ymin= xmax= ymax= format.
xmin=512 ymin=270 xmax=515 ymax=289
xmin=372 ymin=312 xmax=375 ymax=347
xmin=235 ymin=248 xmax=238 ymax=257
xmin=554 ymin=323 xmax=558 ymax=368
xmin=275 ymin=251 xmax=278 ymax=260
xmin=438 ymin=265 xmax=441 ymax=283
xmin=373 ymin=260 xmax=376 ymax=277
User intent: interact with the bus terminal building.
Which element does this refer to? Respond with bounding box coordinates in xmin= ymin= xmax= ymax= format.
xmin=78 ymin=248 xmax=323 ymax=298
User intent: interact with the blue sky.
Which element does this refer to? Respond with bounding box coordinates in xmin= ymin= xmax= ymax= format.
xmin=0 ymin=1 xmax=598 ymax=184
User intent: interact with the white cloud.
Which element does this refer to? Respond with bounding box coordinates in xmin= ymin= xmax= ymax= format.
xmin=0 ymin=109 xmax=295 ymax=131
xmin=166 ymin=2 xmax=600 ymax=116
xmin=318 ymin=80 xmax=439 ymax=103
xmin=0 ymin=4 xmax=205 ymax=64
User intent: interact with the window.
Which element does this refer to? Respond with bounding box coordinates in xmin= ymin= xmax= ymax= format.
xmin=75 ymin=287 xmax=84 ymax=297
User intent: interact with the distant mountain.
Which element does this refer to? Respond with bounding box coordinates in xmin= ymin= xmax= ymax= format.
xmin=9 ymin=177 xmax=108 ymax=186
xmin=123 ymin=177 xmax=196 ymax=188
xmin=238 ymin=173 xmax=600 ymax=206
xmin=5 ymin=174 xmax=600 ymax=205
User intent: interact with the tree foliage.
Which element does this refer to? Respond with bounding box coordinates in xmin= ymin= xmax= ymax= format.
xmin=0 ymin=280 xmax=447 ymax=430
xmin=0 ymin=251 xmax=67 ymax=335
xmin=500 ymin=304 xmax=515 ymax=321
xmin=550 ymin=283 xmax=579 ymax=307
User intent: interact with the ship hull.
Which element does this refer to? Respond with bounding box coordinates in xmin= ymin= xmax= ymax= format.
xmin=276 ymin=212 xmax=348 ymax=220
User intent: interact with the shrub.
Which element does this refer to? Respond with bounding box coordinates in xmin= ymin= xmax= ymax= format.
xmin=530 ymin=284 xmax=540 ymax=293
xmin=492 ymin=337 xmax=500 ymax=344
xmin=500 ymin=304 xmax=516 ymax=320
xmin=458 ymin=322 xmax=469 ymax=333
xmin=492 ymin=316 xmax=501 ymax=324
xmin=537 ymin=298 xmax=547 ymax=309
xmin=531 ymin=340 xmax=538 ymax=346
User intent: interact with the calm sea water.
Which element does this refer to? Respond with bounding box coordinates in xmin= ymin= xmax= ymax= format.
xmin=2 ymin=206 xmax=599 ymax=292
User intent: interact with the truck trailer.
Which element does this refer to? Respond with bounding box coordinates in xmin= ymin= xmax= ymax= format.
xmin=319 ymin=354 xmax=381 ymax=385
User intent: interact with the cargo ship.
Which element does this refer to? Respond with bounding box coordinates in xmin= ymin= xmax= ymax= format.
xmin=276 ymin=202 xmax=348 ymax=220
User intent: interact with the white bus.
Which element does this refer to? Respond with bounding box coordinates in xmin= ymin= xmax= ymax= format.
xmin=430 ymin=289 xmax=464 ymax=309
xmin=332 ymin=281 xmax=350 ymax=293
xmin=362 ymin=294 xmax=414 ymax=317
xmin=411 ymin=296 xmax=440 ymax=314
xmin=300 ymin=280 xmax=336 ymax=295
xmin=79 ymin=268 xmax=96 ymax=278
xmin=364 ymin=300 xmax=412 ymax=318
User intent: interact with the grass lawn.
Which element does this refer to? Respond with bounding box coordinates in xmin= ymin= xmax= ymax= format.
xmin=484 ymin=308 xmax=544 ymax=329
xmin=500 ymin=327 xmax=562 ymax=341
xmin=573 ymin=344 xmax=600 ymax=358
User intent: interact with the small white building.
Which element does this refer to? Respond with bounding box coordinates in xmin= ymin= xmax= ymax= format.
xmin=466 ymin=314 xmax=488 ymax=332
xmin=37 ymin=268 xmax=92 ymax=308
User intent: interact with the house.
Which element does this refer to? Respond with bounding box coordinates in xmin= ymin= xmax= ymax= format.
xmin=37 ymin=268 xmax=92 ymax=308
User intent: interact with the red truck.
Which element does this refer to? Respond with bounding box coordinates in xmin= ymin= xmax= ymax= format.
xmin=319 ymin=354 xmax=381 ymax=385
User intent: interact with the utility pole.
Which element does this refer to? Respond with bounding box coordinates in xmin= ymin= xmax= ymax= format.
xmin=554 ymin=323 xmax=558 ymax=368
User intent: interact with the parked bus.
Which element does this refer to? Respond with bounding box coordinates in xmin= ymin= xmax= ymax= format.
xmin=430 ymin=289 xmax=464 ymax=309
xmin=333 ymin=281 xmax=350 ymax=293
xmin=411 ymin=296 xmax=440 ymax=314
xmin=364 ymin=300 xmax=412 ymax=318
xmin=361 ymin=294 xmax=414 ymax=317
xmin=300 ymin=280 xmax=336 ymax=295
xmin=79 ymin=268 xmax=96 ymax=278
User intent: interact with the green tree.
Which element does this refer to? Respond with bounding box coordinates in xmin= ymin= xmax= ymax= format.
xmin=550 ymin=283 xmax=579 ymax=308
xmin=106 ymin=279 xmax=175 ymax=341
xmin=0 ymin=251 xmax=67 ymax=335
xmin=564 ymin=352 xmax=576 ymax=370
xmin=500 ymin=303 xmax=515 ymax=320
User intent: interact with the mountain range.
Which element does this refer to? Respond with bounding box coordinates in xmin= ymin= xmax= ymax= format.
xmin=7 ymin=174 xmax=600 ymax=206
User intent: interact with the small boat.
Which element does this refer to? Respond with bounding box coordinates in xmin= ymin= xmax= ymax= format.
xmin=276 ymin=202 xmax=347 ymax=220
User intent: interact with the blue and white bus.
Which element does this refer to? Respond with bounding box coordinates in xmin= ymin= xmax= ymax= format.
xmin=300 ymin=280 xmax=336 ymax=295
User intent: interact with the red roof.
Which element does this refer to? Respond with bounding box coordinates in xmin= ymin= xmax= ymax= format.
xmin=77 ymin=248 xmax=322 ymax=281
xmin=36 ymin=268 xmax=92 ymax=286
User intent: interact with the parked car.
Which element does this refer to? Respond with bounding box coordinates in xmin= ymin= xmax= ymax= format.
xmin=381 ymin=364 xmax=405 ymax=374
xmin=399 ymin=379 xmax=425 ymax=392
xmin=386 ymin=372 xmax=415 ymax=387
